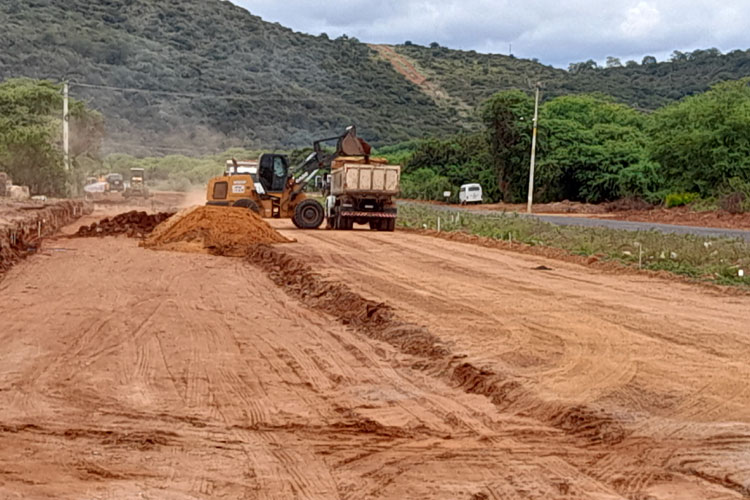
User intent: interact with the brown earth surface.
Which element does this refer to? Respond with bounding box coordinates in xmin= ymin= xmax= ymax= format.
xmin=1 ymin=213 xmax=749 ymax=499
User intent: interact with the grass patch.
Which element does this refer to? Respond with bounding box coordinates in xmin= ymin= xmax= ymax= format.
xmin=398 ymin=203 xmax=750 ymax=288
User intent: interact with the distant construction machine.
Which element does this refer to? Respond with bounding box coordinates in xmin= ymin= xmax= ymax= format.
xmin=124 ymin=167 xmax=150 ymax=199
xmin=205 ymin=126 xmax=401 ymax=230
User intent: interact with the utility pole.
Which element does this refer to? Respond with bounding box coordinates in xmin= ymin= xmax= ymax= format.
xmin=63 ymin=81 xmax=70 ymax=172
xmin=526 ymin=83 xmax=541 ymax=214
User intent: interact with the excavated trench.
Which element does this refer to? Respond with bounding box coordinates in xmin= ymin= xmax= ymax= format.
xmin=246 ymin=244 xmax=627 ymax=447
xmin=0 ymin=200 xmax=90 ymax=278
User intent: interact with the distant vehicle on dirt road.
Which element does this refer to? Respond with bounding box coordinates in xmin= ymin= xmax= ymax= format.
xmin=105 ymin=173 xmax=125 ymax=192
xmin=124 ymin=167 xmax=150 ymax=199
xmin=459 ymin=183 xmax=483 ymax=205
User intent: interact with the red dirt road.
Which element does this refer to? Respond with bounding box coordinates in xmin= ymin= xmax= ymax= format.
xmin=0 ymin=216 xmax=749 ymax=498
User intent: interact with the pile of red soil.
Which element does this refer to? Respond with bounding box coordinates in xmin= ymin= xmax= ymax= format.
xmin=75 ymin=211 xmax=175 ymax=238
xmin=141 ymin=206 xmax=290 ymax=256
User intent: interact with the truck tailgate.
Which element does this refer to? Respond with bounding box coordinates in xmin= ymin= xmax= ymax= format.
xmin=331 ymin=164 xmax=401 ymax=195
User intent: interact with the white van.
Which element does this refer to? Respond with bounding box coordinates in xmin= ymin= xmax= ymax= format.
xmin=459 ymin=183 xmax=483 ymax=204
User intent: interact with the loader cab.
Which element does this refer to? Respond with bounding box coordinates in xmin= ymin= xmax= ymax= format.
xmin=225 ymin=160 xmax=258 ymax=181
xmin=259 ymin=154 xmax=290 ymax=193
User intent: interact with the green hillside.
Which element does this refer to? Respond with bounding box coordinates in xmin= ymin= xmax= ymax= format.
xmin=393 ymin=44 xmax=750 ymax=110
xmin=0 ymin=0 xmax=462 ymax=153
xmin=2 ymin=0 xmax=750 ymax=155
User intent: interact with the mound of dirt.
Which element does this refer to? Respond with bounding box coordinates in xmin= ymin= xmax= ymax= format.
xmin=141 ymin=205 xmax=290 ymax=255
xmin=75 ymin=211 xmax=174 ymax=238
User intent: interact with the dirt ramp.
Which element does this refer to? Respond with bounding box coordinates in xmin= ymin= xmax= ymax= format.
xmin=142 ymin=205 xmax=290 ymax=256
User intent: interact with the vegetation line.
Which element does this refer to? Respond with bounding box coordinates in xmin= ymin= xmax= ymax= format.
xmin=397 ymin=204 xmax=750 ymax=288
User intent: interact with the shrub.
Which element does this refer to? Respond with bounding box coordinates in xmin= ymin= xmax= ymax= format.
xmin=718 ymin=177 xmax=750 ymax=213
xmin=400 ymin=168 xmax=454 ymax=201
xmin=665 ymin=192 xmax=700 ymax=208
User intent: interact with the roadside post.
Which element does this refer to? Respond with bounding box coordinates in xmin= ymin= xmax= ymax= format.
xmin=527 ymin=83 xmax=541 ymax=214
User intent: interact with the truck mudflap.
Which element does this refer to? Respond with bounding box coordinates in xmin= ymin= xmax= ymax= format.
xmin=340 ymin=211 xmax=397 ymax=218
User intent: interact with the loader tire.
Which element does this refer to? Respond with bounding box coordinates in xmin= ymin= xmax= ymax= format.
xmin=233 ymin=198 xmax=260 ymax=214
xmin=294 ymin=199 xmax=324 ymax=229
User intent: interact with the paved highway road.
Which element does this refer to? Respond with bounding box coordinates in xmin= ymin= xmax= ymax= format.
xmin=402 ymin=202 xmax=750 ymax=241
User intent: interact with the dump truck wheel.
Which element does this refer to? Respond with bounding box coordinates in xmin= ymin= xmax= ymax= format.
xmin=381 ymin=219 xmax=396 ymax=232
xmin=233 ymin=198 xmax=260 ymax=214
xmin=294 ymin=199 xmax=324 ymax=229
xmin=338 ymin=216 xmax=353 ymax=230
xmin=369 ymin=220 xmax=380 ymax=231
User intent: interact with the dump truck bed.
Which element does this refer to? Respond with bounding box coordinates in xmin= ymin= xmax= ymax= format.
xmin=330 ymin=163 xmax=401 ymax=196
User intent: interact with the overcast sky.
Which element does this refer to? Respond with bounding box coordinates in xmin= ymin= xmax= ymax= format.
xmin=231 ymin=0 xmax=749 ymax=67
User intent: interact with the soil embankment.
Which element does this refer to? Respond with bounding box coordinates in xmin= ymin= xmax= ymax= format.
xmin=0 ymin=199 xmax=90 ymax=277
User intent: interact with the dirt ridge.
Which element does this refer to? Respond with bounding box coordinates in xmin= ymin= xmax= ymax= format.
xmin=247 ymin=244 xmax=627 ymax=446
xmin=0 ymin=199 xmax=90 ymax=278
xmin=73 ymin=210 xmax=174 ymax=238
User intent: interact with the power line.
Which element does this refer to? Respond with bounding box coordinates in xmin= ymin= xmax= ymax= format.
xmin=104 ymin=141 xmax=231 ymax=155
xmin=70 ymin=81 xmax=321 ymax=102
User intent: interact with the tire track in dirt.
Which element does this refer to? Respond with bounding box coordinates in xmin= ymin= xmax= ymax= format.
xmin=270 ymin=224 xmax=750 ymax=498
xmin=3 ymin=227 xmax=748 ymax=498
xmin=247 ymin=244 xmax=628 ymax=446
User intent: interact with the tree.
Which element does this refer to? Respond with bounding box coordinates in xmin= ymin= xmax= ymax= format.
xmin=568 ymin=60 xmax=599 ymax=73
xmin=606 ymin=56 xmax=623 ymax=68
xmin=405 ymin=134 xmax=495 ymax=200
xmin=648 ymin=78 xmax=750 ymax=196
xmin=625 ymin=60 xmax=639 ymax=67
xmin=0 ymin=78 xmax=103 ymax=196
xmin=670 ymin=50 xmax=688 ymax=62
xmin=480 ymin=90 xmax=534 ymax=202
xmin=641 ymin=55 xmax=657 ymax=65
xmin=537 ymin=95 xmax=659 ymax=202
xmin=400 ymin=168 xmax=453 ymax=201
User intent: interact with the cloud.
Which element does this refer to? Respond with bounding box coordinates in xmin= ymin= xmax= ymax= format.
xmin=231 ymin=0 xmax=750 ymax=67
xmin=621 ymin=2 xmax=661 ymax=38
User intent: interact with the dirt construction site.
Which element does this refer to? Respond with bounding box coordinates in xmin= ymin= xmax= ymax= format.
xmin=2 ymin=193 xmax=750 ymax=499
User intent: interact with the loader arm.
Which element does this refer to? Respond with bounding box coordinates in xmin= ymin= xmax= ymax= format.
xmin=290 ymin=125 xmax=371 ymax=194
